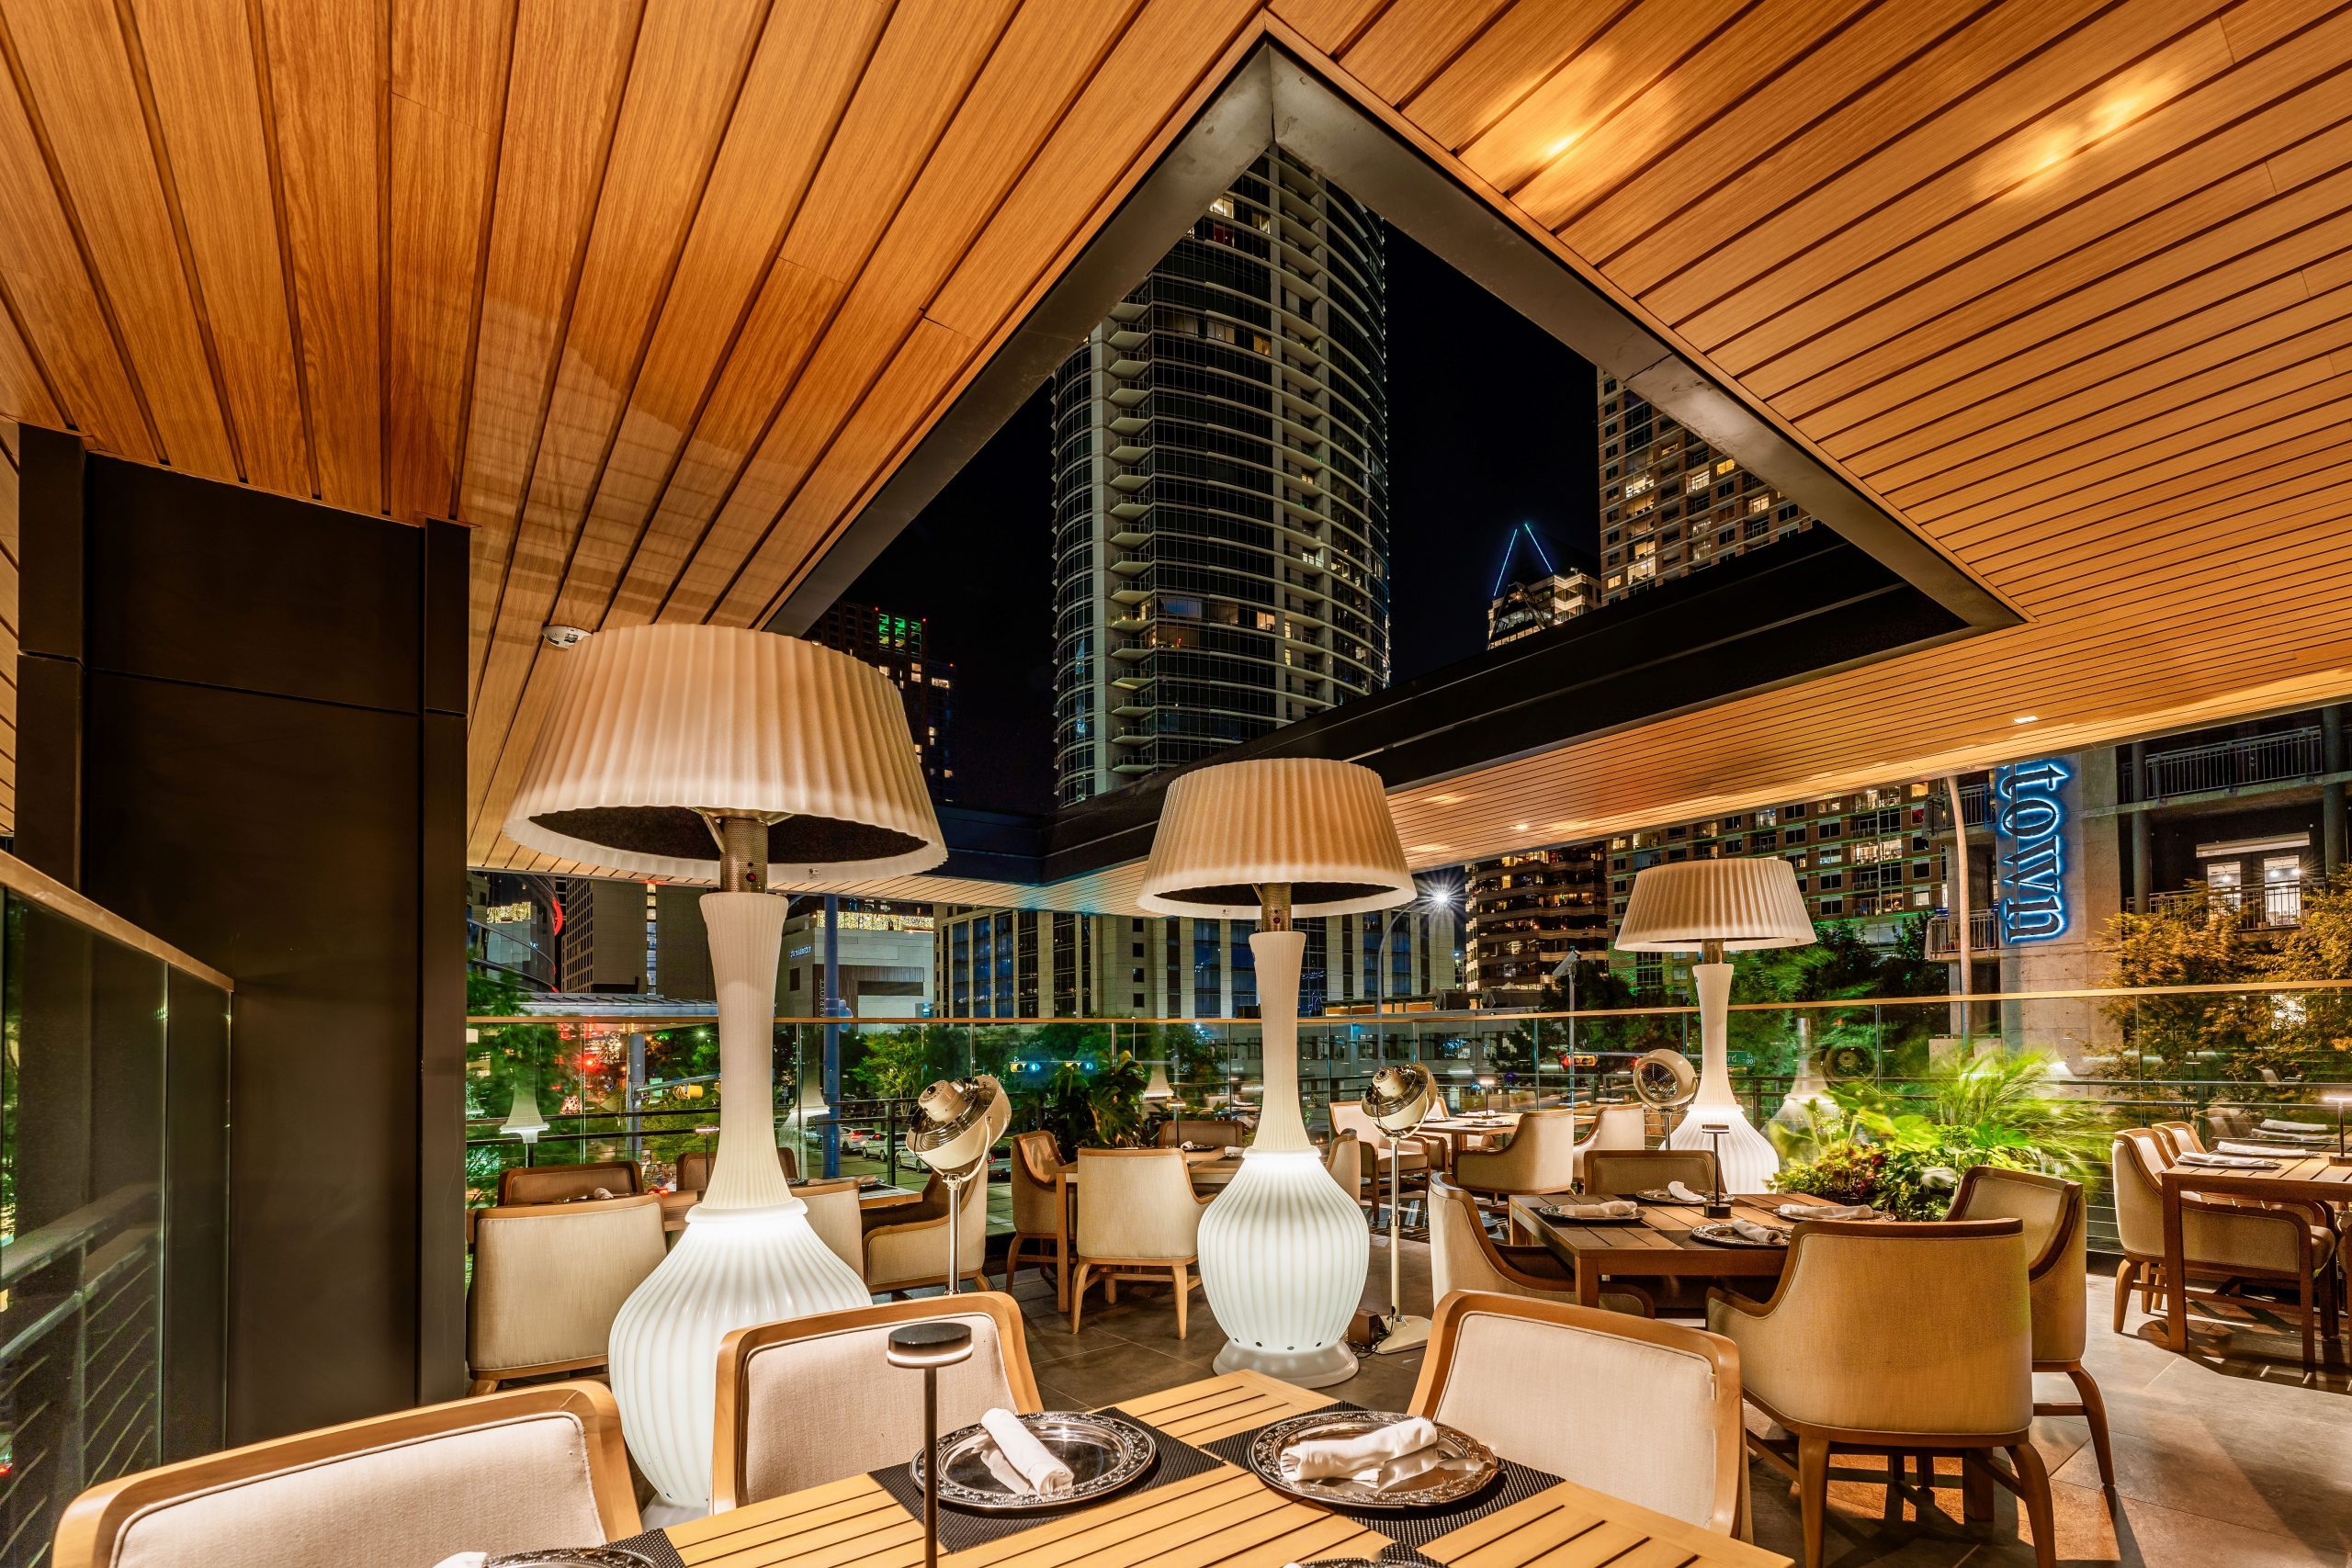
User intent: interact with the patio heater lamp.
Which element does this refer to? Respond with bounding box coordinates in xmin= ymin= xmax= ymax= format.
xmin=906 ymin=1075 xmax=1010 ymax=1293
xmin=1141 ymin=757 xmax=1412 ymax=1388
xmin=504 ymin=624 xmax=945 ymax=1515
xmin=1363 ymin=1062 xmax=1437 ymax=1355
xmin=1614 ymin=860 xmax=1815 ymax=1196
xmin=499 ymin=1066 xmax=548 ymax=1145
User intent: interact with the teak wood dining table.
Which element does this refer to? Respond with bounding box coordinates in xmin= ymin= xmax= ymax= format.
xmin=1510 ymin=1193 xmax=1834 ymax=1307
xmin=2155 ymin=1151 xmax=2352 ymax=1357
xmin=655 ymin=1369 xmax=1788 ymax=1568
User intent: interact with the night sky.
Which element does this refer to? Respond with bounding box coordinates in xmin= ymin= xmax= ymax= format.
xmin=840 ymin=225 xmax=1600 ymax=816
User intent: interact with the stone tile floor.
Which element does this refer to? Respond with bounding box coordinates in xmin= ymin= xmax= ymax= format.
xmin=983 ymin=1235 xmax=2352 ymax=1567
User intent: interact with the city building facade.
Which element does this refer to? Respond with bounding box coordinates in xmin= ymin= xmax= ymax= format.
xmin=934 ymin=906 xmax=1457 ymax=1020
xmin=1051 ymin=148 xmax=1389 ymax=803
xmin=1596 ymin=368 xmax=1813 ymax=602
xmin=806 ymin=598 xmax=956 ymax=800
xmin=1484 ymin=521 xmax=1597 ymax=647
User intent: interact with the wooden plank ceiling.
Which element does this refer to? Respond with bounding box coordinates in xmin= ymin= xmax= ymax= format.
xmin=0 ymin=0 xmax=2347 ymax=903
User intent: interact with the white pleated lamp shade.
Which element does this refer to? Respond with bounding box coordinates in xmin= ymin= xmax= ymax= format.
xmin=1614 ymin=858 xmax=1815 ymax=953
xmin=503 ymin=625 xmax=945 ymax=884
xmin=1139 ymin=758 xmax=1413 ymax=918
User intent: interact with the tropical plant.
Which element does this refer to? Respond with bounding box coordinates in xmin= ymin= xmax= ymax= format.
xmin=1015 ymin=1051 xmax=1152 ymax=1158
xmin=1770 ymin=1049 xmax=2108 ymax=1218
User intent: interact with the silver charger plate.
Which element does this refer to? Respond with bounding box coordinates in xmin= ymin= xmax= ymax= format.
xmin=1246 ymin=1410 xmax=1498 ymax=1510
xmin=1633 ymin=1188 xmax=1699 ymax=1204
xmin=487 ymin=1551 xmax=654 ymax=1568
xmin=1690 ymin=1221 xmax=1789 ymax=1248
xmin=912 ymin=1409 xmax=1157 ymax=1511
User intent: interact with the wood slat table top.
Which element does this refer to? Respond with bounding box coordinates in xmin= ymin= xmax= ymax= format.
xmin=658 ymin=1370 xmax=1785 ymax=1568
xmin=1511 ymin=1194 xmax=1829 ymax=1277
xmin=2157 ymin=1152 xmax=2352 ymax=1200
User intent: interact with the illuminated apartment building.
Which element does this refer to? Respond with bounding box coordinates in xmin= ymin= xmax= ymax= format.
xmin=1596 ymin=368 xmax=1813 ymax=602
xmin=1052 ymin=148 xmax=1390 ymax=803
xmin=806 ymin=599 xmax=956 ymax=800
xmin=1485 ymin=521 xmax=1598 ymax=647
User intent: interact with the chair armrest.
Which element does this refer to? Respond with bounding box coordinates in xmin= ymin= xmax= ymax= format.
xmin=1705 ymin=1283 xmax=1773 ymax=1323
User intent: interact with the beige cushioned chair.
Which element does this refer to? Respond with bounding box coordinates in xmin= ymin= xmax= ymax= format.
xmin=1569 ymin=1104 xmax=1648 ymax=1184
xmin=1453 ymin=1108 xmax=1581 ymax=1200
xmin=675 ymin=1144 xmax=797 ymax=1193
xmin=1949 ymin=1166 xmax=2111 ymax=1488
xmin=55 ymin=1382 xmax=637 ymax=1568
xmin=467 ymin=1192 xmax=667 ymax=1393
xmin=1069 ymin=1148 xmax=1209 ymax=1337
xmin=712 ymin=1294 xmax=1040 ymax=1511
xmin=2110 ymin=1126 xmax=2337 ymax=1368
xmin=1410 ymin=1291 xmax=1743 ymax=1536
xmin=1004 ymin=1131 xmax=1073 ymax=1303
xmin=497 ymin=1158 xmax=640 ymax=1206
xmin=865 ymin=1170 xmax=989 ymax=1295
xmin=1325 ymin=1130 xmax=1368 ymax=1214
xmin=794 ymin=1177 xmax=865 ymax=1281
xmin=1153 ymin=1117 xmax=1247 ymax=1150
xmin=1581 ymin=1147 xmax=1718 ymax=1198
xmin=1708 ymin=1217 xmax=2052 ymax=1568
xmin=1329 ymin=1100 xmax=1439 ymax=1179
xmin=1430 ymin=1175 xmax=1650 ymax=1316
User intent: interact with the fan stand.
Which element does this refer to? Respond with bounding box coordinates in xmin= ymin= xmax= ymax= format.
xmin=1366 ymin=1132 xmax=1430 ymax=1355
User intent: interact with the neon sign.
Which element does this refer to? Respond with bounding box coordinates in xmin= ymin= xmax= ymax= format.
xmin=1992 ymin=758 xmax=2071 ymax=944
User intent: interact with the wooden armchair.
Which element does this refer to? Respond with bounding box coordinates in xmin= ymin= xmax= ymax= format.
xmin=864 ymin=1170 xmax=989 ymax=1295
xmin=496 ymin=1158 xmax=640 ymax=1206
xmin=1453 ymin=1108 xmax=1581 ymax=1200
xmin=467 ymin=1193 xmax=666 ymax=1393
xmin=1005 ymin=1130 xmax=1073 ymax=1303
xmin=1069 ymin=1149 xmax=1210 ymax=1337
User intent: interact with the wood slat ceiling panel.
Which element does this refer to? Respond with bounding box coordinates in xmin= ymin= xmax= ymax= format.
xmin=0 ymin=0 xmax=2348 ymax=907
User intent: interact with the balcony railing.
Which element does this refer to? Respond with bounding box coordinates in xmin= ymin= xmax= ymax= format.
xmin=2146 ymin=878 xmax=2309 ymax=929
xmin=1924 ymin=908 xmax=1998 ymax=956
xmin=2143 ymin=726 xmax=2322 ymax=798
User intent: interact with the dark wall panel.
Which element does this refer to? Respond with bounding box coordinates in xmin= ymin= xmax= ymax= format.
xmin=15 ymin=431 xmax=468 ymax=1445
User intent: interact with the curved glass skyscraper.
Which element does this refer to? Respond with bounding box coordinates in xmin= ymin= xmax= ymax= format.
xmin=1052 ymin=150 xmax=1389 ymax=804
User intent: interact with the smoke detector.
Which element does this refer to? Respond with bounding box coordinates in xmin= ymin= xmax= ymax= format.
xmin=542 ymin=625 xmax=590 ymax=649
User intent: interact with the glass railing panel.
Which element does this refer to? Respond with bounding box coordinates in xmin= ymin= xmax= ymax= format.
xmin=2 ymin=877 xmax=231 ymax=1562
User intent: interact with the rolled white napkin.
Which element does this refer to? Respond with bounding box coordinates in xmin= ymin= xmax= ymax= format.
xmin=430 ymin=1555 xmax=486 ymax=1568
xmin=979 ymin=1407 xmax=1071 ymax=1495
xmin=1665 ymin=1180 xmax=1708 ymax=1202
xmin=1728 ymin=1218 xmax=1789 ymax=1246
xmin=1780 ymin=1202 xmax=1874 ymax=1222
xmin=1282 ymin=1416 xmax=1440 ymax=1483
xmin=1555 ymin=1200 xmax=1638 ymax=1220
xmin=2260 ymin=1118 xmax=2325 ymax=1134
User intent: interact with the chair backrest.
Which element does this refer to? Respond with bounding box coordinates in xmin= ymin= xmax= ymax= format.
xmin=2152 ymin=1120 xmax=2204 ymax=1156
xmin=498 ymin=1158 xmax=641 ymax=1206
xmin=1328 ymin=1100 xmax=1392 ymax=1153
xmin=1011 ymin=1132 xmax=1068 ymax=1235
xmin=1154 ymin=1118 xmax=1245 ymax=1149
xmin=1577 ymin=1104 xmax=1647 ymax=1153
xmin=797 ymin=1178 xmax=865 ymax=1280
xmin=1756 ymin=1218 xmax=2030 ymax=1435
xmin=469 ymin=1194 xmax=667 ymax=1377
xmin=1324 ymin=1131 xmax=1364 ymax=1191
xmin=2109 ymin=1129 xmax=2172 ymax=1258
xmin=1411 ymin=1292 xmax=1743 ymax=1535
xmin=55 ymin=1382 xmax=638 ymax=1568
xmin=676 ymin=1144 xmax=797 ymax=1194
xmin=1075 ymin=1149 xmax=1201 ymax=1260
xmin=713 ymin=1295 xmax=1039 ymax=1511
xmin=1950 ymin=1166 xmax=2086 ymax=1363
xmin=1428 ymin=1177 xmax=1510 ymax=1300
xmin=1460 ymin=1109 xmax=1580 ymax=1192
xmin=1581 ymin=1147 xmax=1717 ymax=1196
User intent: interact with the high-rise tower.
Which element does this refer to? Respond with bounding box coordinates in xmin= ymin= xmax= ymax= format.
xmin=1051 ymin=149 xmax=1389 ymax=804
xmin=1596 ymin=367 xmax=1813 ymax=602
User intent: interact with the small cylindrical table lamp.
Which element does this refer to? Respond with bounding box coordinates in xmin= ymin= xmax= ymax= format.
xmin=1615 ymin=860 xmax=1815 ymax=1195
xmin=504 ymin=624 xmax=945 ymax=1512
xmin=1141 ymin=757 xmax=1412 ymax=1387
xmin=890 ymin=1320 xmax=975 ymax=1568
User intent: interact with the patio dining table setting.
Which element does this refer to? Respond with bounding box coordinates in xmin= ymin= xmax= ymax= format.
xmin=633 ymin=1371 xmax=1787 ymax=1568
xmin=1508 ymin=1191 xmax=1849 ymax=1308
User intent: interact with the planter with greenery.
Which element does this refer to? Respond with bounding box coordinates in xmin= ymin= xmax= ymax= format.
xmin=1769 ymin=1050 xmax=2109 ymax=1219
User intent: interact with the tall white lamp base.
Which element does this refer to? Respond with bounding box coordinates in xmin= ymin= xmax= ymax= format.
xmin=1668 ymin=1102 xmax=1780 ymax=1193
xmin=1215 ymin=1338 xmax=1360 ymax=1387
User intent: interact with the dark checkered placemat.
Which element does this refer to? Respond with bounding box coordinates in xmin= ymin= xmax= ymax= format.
xmin=865 ymin=1409 xmax=1224 ymax=1553
xmin=1201 ymin=1403 xmax=1562 ymax=1550
xmin=594 ymin=1526 xmax=690 ymax=1568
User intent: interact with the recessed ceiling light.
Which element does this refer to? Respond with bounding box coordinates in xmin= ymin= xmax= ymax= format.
xmin=1512 ymin=821 xmax=1531 ymax=831
xmin=1407 ymin=842 xmax=1453 ymax=854
xmin=2013 ymin=713 xmax=2039 ymax=724
xmin=1429 ymin=793 xmax=1466 ymax=805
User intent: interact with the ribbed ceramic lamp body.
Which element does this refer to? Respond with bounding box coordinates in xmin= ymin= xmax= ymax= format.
xmin=1199 ymin=931 xmax=1369 ymax=1387
xmin=607 ymin=891 xmax=867 ymax=1510
xmin=1663 ymin=962 xmax=1781 ymax=1193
